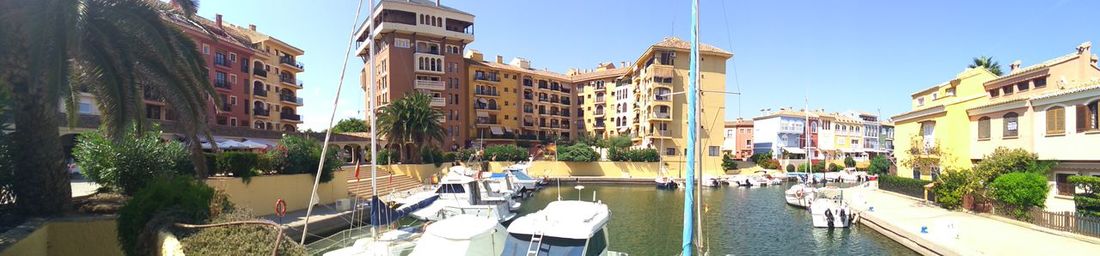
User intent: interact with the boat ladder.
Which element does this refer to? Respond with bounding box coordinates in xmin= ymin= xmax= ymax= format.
xmin=525 ymin=232 xmax=545 ymax=256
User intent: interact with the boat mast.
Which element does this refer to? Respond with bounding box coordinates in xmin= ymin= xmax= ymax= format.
xmin=299 ymin=0 xmax=369 ymax=244
xmin=681 ymin=0 xmax=700 ymax=254
xmin=805 ymin=95 xmax=810 ymax=183
xmin=366 ymin=0 xmax=378 ymax=239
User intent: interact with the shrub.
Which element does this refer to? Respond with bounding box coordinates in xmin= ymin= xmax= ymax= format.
xmin=117 ymin=176 xmax=225 ymax=256
xmin=722 ymin=154 xmax=738 ymax=171
xmin=991 ymin=172 xmax=1049 ymax=220
xmin=375 ymin=148 xmax=397 ymax=165
xmin=813 ymin=161 xmax=826 ymax=172
xmin=557 ymin=143 xmax=598 ymax=162
xmin=607 ymin=135 xmax=633 ymax=148
xmin=758 ymin=159 xmax=780 ymax=170
xmin=0 ymin=93 xmax=12 ymax=209
xmin=420 ymin=147 xmax=444 ymax=167
xmin=1070 ymin=175 xmax=1100 ymax=217
xmin=933 ymin=169 xmax=977 ymax=210
xmin=484 ymin=145 xmax=528 ymax=162
xmin=255 ymin=153 xmax=274 ymax=173
xmin=880 ymin=175 xmax=934 ymax=201
xmin=628 ymin=148 xmax=660 ymax=162
xmin=179 ymin=209 xmax=306 ymax=256
xmin=455 ymin=149 xmax=476 ymax=162
xmin=797 ymin=163 xmax=808 ymax=172
xmin=441 ymin=152 xmax=457 ymax=164
xmin=785 ymin=164 xmax=795 ymax=172
xmin=827 ymin=163 xmax=840 ymax=172
xmin=975 ymin=147 xmax=1055 ymax=184
xmin=607 ymin=147 xmax=626 ymax=161
xmin=844 ymin=156 xmax=856 ymax=168
xmin=73 ymin=126 xmax=194 ymax=195
xmin=215 ymin=152 xmax=259 ymax=181
xmin=266 ymin=135 xmax=340 ymax=183
xmin=750 ymin=152 xmax=772 ymax=164
xmin=869 ymin=155 xmax=890 ymax=175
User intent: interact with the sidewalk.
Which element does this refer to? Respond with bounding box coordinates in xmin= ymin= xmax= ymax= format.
xmin=842 ymin=184 xmax=1100 ymax=256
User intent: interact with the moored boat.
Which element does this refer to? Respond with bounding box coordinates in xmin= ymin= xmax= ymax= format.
xmin=500 ymin=200 xmax=627 ymax=255
xmin=783 ymin=184 xmax=815 ymax=208
xmin=809 ymin=188 xmax=854 ymax=228
xmin=655 ymin=176 xmax=679 ymax=189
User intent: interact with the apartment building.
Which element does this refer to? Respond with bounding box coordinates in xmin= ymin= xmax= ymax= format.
xmin=574 ymin=63 xmax=632 ymax=139
xmin=228 ymin=24 xmax=306 ymax=132
xmin=722 ymin=119 xmax=754 ymax=160
xmin=752 ymin=109 xmax=808 ymax=158
xmin=464 ymin=53 xmax=578 ymax=146
xmin=752 ymin=109 xmax=893 ymax=166
xmin=966 ymin=42 xmax=1100 ymax=194
xmin=354 ymin=0 xmax=475 ymax=151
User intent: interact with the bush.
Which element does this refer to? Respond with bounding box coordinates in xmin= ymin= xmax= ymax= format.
xmin=828 ymin=163 xmax=840 ymax=172
xmin=607 ymin=135 xmax=633 ymax=148
xmin=721 ymin=154 xmax=738 ymax=171
xmin=1070 ymin=175 xmax=1100 ymax=217
xmin=813 ymin=161 xmax=826 ymax=172
xmin=628 ymin=148 xmax=660 ymax=162
xmin=880 ymin=175 xmax=934 ymax=201
xmin=179 ymin=209 xmax=306 ymax=256
xmin=375 ymin=148 xmax=397 ymax=165
xmin=844 ymin=156 xmax=856 ymax=168
xmin=758 ymin=159 xmax=780 ymax=170
xmin=420 ymin=147 xmax=444 ymax=167
xmin=215 ymin=152 xmax=259 ymax=182
xmin=557 ymin=143 xmax=598 ymax=162
xmin=255 ymin=153 xmax=274 ymax=173
xmin=266 ymin=135 xmax=340 ymax=183
xmin=441 ymin=152 xmax=457 ymax=164
xmin=484 ymin=145 xmax=528 ymax=162
xmin=991 ymin=172 xmax=1049 ymax=220
xmin=750 ymin=152 xmax=772 ymax=164
xmin=73 ymin=126 xmax=194 ymax=195
xmin=785 ymin=164 xmax=795 ymax=172
xmin=797 ymin=163 xmax=808 ymax=172
xmin=869 ymin=155 xmax=890 ymax=175
xmin=455 ymin=149 xmax=476 ymax=162
xmin=933 ymin=169 xmax=976 ymax=210
xmin=0 ymin=93 xmax=12 ymax=210
xmin=117 ymin=176 xmax=226 ymax=256
xmin=607 ymin=147 xmax=626 ymax=161
xmin=975 ymin=147 xmax=1055 ymax=184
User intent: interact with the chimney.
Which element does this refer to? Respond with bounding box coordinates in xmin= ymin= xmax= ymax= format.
xmin=495 ymin=55 xmax=503 ymax=64
xmin=1078 ymin=41 xmax=1092 ymax=55
xmin=215 ymin=14 xmax=223 ymax=28
xmin=248 ymin=24 xmax=257 ymax=31
xmin=1010 ymin=60 xmax=1022 ymax=72
xmin=436 ymin=0 xmax=441 ymax=7
xmin=621 ymin=61 xmax=626 ymax=68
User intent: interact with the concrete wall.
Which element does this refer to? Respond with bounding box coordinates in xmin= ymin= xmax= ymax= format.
xmin=0 ymin=217 xmax=121 ymax=256
xmin=381 ymin=164 xmax=447 ymax=183
xmin=487 ymin=161 xmax=732 ymax=178
xmin=205 ymin=169 xmax=352 ymax=216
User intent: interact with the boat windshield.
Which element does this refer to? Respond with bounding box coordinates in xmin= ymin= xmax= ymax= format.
xmin=436 ymin=183 xmax=465 ymax=194
xmin=500 ymin=229 xmax=606 ymax=256
xmin=512 ymin=171 xmax=535 ymax=180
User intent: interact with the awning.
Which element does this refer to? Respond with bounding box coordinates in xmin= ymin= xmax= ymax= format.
xmin=782 ymin=147 xmax=806 ymax=154
xmin=490 ymin=126 xmax=504 ymax=135
xmin=237 ymin=140 xmax=269 ymax=149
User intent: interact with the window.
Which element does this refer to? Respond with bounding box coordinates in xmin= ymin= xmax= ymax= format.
xmin=230 ymin=74 xmax=237 ymax=85
xmin=1078 ymin=101 xmax=1099 ymax=132
xmin=1034 ymin=77 xmax=1047 ymax=88
xmin=990 ymin=90 xmax=1000 ymax=97
xmin=1017 ymin=82 xmax=1029 ymax=92
xmin=394 ymin=38 xmax=410 ymax=48
xmin=917 ymin=97 xmax=925 ymax=106
xmin=946 ymin=88 xmax=956 ymax=96
xmin=229 ymin=53 xmax=237 ymax=62
xmin=977 ymin=116 xmax=991 ymax=140
xmin=78 ymin=102 xmax=93 ymax=114
xmin=666 ymin=147 xmax=677 ymax=156
xmin=145 ymin=105 xmax=161 ymax=120
xmin=931 ymin=92 xmax=938 ymax=100
xmin=230 ymin=96 xmax=237 ymax=105
xmin=745 ymin=139 xmax=751 ymax=146
xmin=214 ymin=52 xmax=227 ymax=66
xmin=584 ymin=229 xmax=608 ymax=256
xmin=1003 ymin=112 xmax=1019 ymax=138
xmin=1003 ymin=85 xmax=1014 ymax=95
xmin=230 ymin=118 xmax=237 ymax=127
xmin=708 ymin=146 xmax=720 ymax=156
xmin=1046 ymin=106 xmax=1065 ymax=135
xmin=202 ymin=43 xmax=209 ymax=54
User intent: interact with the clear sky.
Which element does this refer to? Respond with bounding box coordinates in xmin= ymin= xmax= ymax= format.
xmin=197 ymin=0 xmax=1098 ymax=131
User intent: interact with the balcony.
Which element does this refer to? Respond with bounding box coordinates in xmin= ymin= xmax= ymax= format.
xmin=523 ymin=80 xmax=533 ymax=87
xmin=280 ymin=77 xmax=302 ymax=88
xmin=654 ymin=130 xmax=671 ymax=137
xmin=280 ymin=113 xmax=301 ymax=121
xmin=654 ymin=95 xmax=671 ymax=102
xmin=474 ymin=73 xmax=500 ymax=82
xmin=595 ymin=97 xmax=605 ymax=104
xmin=475 ymin=104 xmax=500 ymax=111
xmin=279 ymin=56 xmax=304 ymax=71
xmin=561 ymin=99 xmax=571 ymax=105
xmin=523 ymin=108 xmax=534 ymax=114
xmin=651 ymin=112 xmax=671 ymax=120
xmin=475 ymin=118 xmax=499 ymax=125
xmin=538 ymin=81 xmax=548 ymax=89
xmin=523 ymin=94 xmax=533 ymax=100
xmin=253 ymin=108 xmax=270 ymax=117
xmin=253 ymin=88 xmax=268 ymax=97
xmin=253 ymin=68 xmax=267 ymax=77
xmin=143 ymin=90 xmax=164 ymax=102
xmin=414 ymin=79 xmax=445 ymax=91
xmin=280 ymin=94 xmax=304 ymax=105
xmin=523 ymin=121 xmax=535 ymax=127
xmin=430 ymin=97 xmax=446 ymax=107
xmin=594 ymin=123 xmax=606 ymax=129
xmin=364 ymin=13 xmax=474 ymax=43
xmin=414 ymin=53 xmax=445 ymax=74
xmin=646 ymin=64 xmax=675 ymax=80
xmin=593 ymin=110 xmax=605 ymax=116
xmin=475 ymin=88 xmax=500 ymax=96
xmin=214 ymin=81 xmax=231 ymax=90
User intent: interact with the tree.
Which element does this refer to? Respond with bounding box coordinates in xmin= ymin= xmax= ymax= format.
xmin=968 ymin=56 xmax=1003 ymax=76
xmin=607 ymin=134 xmax=633 ymax=148
xmin=869 ymin=155 xmax=891 ymax=175
xmin=377 ymin=92 xmax=445 ymax=163
xmin=1069 ymin=175 xmax=1100 ymax=217
xmin=844 ymin=156 xmax=856 ymax=168
xmin=332 ymin=118 xmax=368 ymax=133
xmin=0 ymin=0 xmax=215 ymax=216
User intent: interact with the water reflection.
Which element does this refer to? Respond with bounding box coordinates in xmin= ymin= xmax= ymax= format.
xmin=516 ymin=183 xmax=917 ymax=256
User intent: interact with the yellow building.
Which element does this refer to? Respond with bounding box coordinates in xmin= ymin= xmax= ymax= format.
xmin=231 ymin=24 xmax=306 ymax=132
xmin=892 ymin=68 xmax=998 ymax=180
xmin=464 ymin=51 xmax=576 ymax=146
xmin=572 ymin=64 xmax=630 ymax=139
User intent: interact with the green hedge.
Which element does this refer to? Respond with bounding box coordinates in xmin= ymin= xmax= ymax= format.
xmin=557 ymin=143 xmax=598 ymax=162
xmin=215 ymin=152 xmax=258 ymax=181
xmin=991 ymin=172 xmax=1049 ymax=220
xmin=484 ymin=145 xmax=527 ymax=162
xmin=880 ymin=175 xmax=935 ymax=201
xmin=117 ymin=176 xmax=222 ymax=256
xmin=265 ymin=136 xmax=340 ymax=183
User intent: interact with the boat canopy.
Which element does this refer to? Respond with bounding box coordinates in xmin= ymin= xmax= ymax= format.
xmin=370 ymin=195 xmax=439 ymax=226
xmin=507 ymin=201 xmax=609 ymax=240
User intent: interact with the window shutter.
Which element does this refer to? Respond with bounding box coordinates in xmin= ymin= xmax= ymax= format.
xmin=1057 ymin=108 xmax=1066 ymax=133
xmin=1077 ymin=105 xmax=1087 ymax=133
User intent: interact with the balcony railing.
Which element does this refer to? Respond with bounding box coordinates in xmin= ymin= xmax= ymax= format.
xmin=218 ymin=104 xmax=231 ymax=112
xmin=524 ymin=108 xmax=533 ymax=113
xmin=475 ymin=89 xmax=499 ymax=96
xmin=253 ymin=88 xmax=268 ymax=97
xmin=280 ymin=113 xmax=301 ymax=121
xmin=474 ymin=74 xmax=500 ymax=82
xmin=214 ymin=81 xmax=231 ymax=90
xmin=655 ymin=95 xmax=671 ymax=101
xmin=253 ymin=108 xmax=269 ymax=116
xmin=595 ymin=97 xmax=605 ymax=103
xmin=655 ymin=130 xmax=671 ymax=136
xmin=594 ymin=110 xmax=605 ymax=116
xmin=652 ymin=112 xmax=671 ymax=119
xmin=279 ymin=56 xmax=304 ymax=70
xmin=476 ymin=118 xmax=499 ymax=125
xmin=414 ymin=80 xmax=445 ymax=90
xmin=561 ymin=100 xmax=571 ymax=105
xmin=253 ymin=68 xmax=267 ymax=77
xmin=475 ymin=104 xmax=500 ymax=110
xmin=523 ymin=121 xmax=535 ymax=127
xmin=280 ymin=94 xmax=303 ymax=105
xmin=280 ymin=76 xmax=296 ymax=85
xmin=430 ymin=97 xmax=446 ymax=107
xmin=523 ymin=94 xmax=533 ymax=100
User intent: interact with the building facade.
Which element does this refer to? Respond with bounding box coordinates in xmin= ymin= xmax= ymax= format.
xmin=228 ymin=23 xmax=306 ymax=132
xmin=355 ymin=0 xmax=475 ymax=151
xmin=722 ymin=119 xmax=754 ymax=160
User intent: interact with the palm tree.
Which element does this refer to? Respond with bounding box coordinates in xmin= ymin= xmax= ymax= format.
xmin=969 ymin=56 xmax=1004 ymax=76
xmin=377 ymin=93 xmax=445 ymax=163
xmin=0 ymin=0 xmax=215 ymax=216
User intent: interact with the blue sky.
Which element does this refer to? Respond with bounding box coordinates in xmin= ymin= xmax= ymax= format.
xmin=197 ymin=0 xmax=1097 ymax=130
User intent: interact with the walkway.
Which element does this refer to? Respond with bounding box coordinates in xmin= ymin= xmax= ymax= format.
xmin=843 ymin=184 xmax=1100 ymax=255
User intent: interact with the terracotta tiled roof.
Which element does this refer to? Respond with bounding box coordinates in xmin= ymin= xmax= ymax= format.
xmin=569 ymin=68 xmax=629 ymax=82
xmin=468 ymin=60 xmax=571 ymax=81
xmin=653 ymin=37 xmax=732 ymax=56
xmin=986 ymin=52 xmax=1081 ymax=84
xmin=382 ymin=0 xmax=473 ymax=16
xmin=1031 ymin=80 xmax=1100 ymax=100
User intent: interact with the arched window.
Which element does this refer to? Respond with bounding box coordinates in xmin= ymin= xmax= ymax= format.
xmin=978 ymin=116 xmax=991 ymax=140
xmin=1046 ymin=106 xmax=1065 ymax=135
xmin=1003 ymin=112 xmax=1019 ymax=138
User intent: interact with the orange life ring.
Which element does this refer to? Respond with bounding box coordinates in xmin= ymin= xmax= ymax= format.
xmin=275 ymin=199 xmax=288 ymax=217
xmin=796 ymin=190 xmax=804 ymax=198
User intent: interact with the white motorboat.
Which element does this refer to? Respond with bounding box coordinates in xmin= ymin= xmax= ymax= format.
xmin=409 ymin=215 xmax=508 ymax=256
xmin=655 ymin=176 xmax=679 ymax=189
xmin=321 ymin=227 xmax=420 ymax=256
xmin=410 ymin=174 xmax=518 ymax=222
xmin=809 ymin=188 xmax=853 ymax=228
xmin=702 ymin=176 xmax=721 ymax=187
xmin=500 ymin=200 xmax=626 ymax=256
xmin=784 ymin=184 xmax=815 ymax=208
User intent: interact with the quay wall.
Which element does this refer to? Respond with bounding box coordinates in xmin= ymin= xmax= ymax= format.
xmin=205 ymin=169 xmax=352 ymax=216
xmin=0 ymin=217 xmax=121 ymax=256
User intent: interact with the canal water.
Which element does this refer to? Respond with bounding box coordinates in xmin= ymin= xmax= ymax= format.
xmin=516 ymin=183 xmax=918 ymax=256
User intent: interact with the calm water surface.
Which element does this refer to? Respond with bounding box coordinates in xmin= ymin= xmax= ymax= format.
xmin=515 ymin=183 xmax=918 ymax=256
